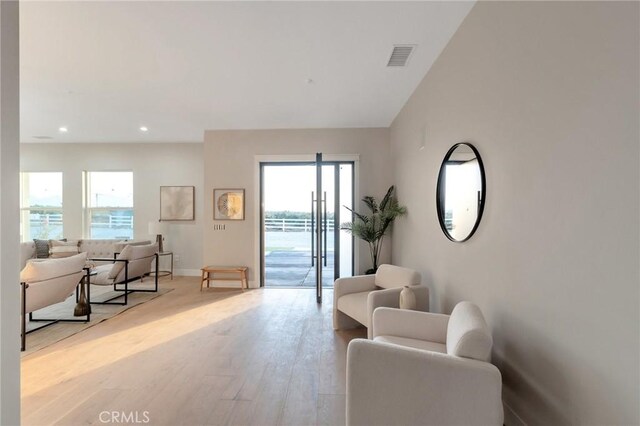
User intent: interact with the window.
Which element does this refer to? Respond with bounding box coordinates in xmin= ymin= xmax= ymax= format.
xmin=85 ymin=171 xmax=133 ymax=239
xmin=20 ymin=172 xmax=64 ymax=241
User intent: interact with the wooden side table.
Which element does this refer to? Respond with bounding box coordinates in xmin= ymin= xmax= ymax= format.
xmin=201 ymin=266 xmax=248 ymax=291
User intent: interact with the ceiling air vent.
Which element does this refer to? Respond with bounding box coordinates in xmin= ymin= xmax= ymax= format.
xmin=387 ymin=45 xmax=416 ymax=67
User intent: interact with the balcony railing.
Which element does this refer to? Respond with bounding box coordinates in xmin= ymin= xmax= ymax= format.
xmin=265 ymin=218 xmax=335 ymax=232
xmin=28 ymin=213 xmax=63 ymax=227
xmin=90 ymin=215 xmax=134 ymax=228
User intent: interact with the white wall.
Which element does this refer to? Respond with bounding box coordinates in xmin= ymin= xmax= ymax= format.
xmin=390 ymin=2 xmax=639 ymax=424
xmin=0 ymin=2 xmax=21 ymax=423
xmin=20 ymin=143 xmax=204 ymax=274
xmin=203 ymin=128 xmax=392 ymax=286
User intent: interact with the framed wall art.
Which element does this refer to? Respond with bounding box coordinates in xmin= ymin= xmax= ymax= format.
xmin=214 ymin=188 xmax=245 ymax=220
xmin=160 ymin=186 xmax=195 ymax=221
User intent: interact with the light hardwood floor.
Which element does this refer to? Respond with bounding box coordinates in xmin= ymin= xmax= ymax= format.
xmin=21 ymin=276 xmax=366 ymax=426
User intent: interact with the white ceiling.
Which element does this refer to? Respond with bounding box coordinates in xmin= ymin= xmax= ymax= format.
xmin=20 ymin=1 xmax=474 ymax=143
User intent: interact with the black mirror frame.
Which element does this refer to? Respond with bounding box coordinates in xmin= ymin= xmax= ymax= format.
xmin=436 ymin=142 xmax=486 ymax=243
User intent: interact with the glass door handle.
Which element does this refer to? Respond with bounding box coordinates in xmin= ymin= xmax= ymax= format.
xmin=315 ymin=153 xmax=323 ymax=303
xmin=311 ymin=191 xmax=315 ymax=267
xmin=311 ymin=191 xmax=328 ymax=267
xmin=323 ymin=191 xmax=327 ymax=267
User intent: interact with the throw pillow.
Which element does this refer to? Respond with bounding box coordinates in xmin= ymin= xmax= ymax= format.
xmin=107 ymin=245 xmax=133 ymax=280
xmin=49 ymin=240 xmax=80 ymax=258
xmin=33 ymin=239 xmax=51 ymax=258
xmin=34 ymin=238 xmax=66 ymax=258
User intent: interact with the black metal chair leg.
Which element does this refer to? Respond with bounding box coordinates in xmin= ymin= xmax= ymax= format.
xmin=124 ymin=263 xmax=129 ymax=305
xmin=155 ymin=253 xmax=159 ymax=292
xmin=21 ymin=282 xmax=26 ymax=352
xmin=87 ymin=272 xmax=91 ymax=322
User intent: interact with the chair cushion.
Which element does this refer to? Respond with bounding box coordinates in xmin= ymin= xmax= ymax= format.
xmin=337 ymin=291 xmax=371 ymax=326
xmin=113 ymin=243 xmax=158 ymax=282
xmin=112 ymin=240 xmax=152 ymax=254
xmin=91 ymin=264 xmax=115 ymax=286
xmin=374 ymin=264 xmax=421 ymax=289
xmin=21 ymin=253 xmax=87 ymax=313
xmin=374 ymin=335 xmax=447 ymax=353
xmin=108 ymin=245 xmax=133 ymax=279
xmin=20 ymin=252 xmax=87 ymax=283
xmin=446 ymin=301 xmax=493 ymax=362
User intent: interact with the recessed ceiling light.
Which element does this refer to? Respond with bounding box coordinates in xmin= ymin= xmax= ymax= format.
xmin=58 ymin=126 xmax=68 ymax=133
xmin=139 ymin=126 xmax=149 ymax=132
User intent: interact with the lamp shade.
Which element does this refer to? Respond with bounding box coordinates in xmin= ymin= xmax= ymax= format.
xmin=148 ymin=221 xmax=169 ymax=235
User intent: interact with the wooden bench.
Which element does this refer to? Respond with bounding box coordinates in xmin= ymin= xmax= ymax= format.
xmin=200 ymin=266 xmax=248 ymax=291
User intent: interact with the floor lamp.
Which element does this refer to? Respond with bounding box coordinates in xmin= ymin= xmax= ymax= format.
xmin=148 ymin=221 xmax=169 ymax=252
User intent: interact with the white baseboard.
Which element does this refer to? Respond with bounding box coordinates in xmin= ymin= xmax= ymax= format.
xmin=503 ymin=401 xmax=526 ymax=426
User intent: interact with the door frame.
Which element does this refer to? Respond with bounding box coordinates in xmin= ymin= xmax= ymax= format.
xmin=254 ymin=154 xmax=359 ymax=288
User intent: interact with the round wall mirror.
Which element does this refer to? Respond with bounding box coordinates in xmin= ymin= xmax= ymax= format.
xmin=436 ymin=142 xmax=486 ymax=242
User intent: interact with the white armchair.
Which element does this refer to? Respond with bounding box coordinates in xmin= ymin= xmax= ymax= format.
xmin=20 ymin=253 xmax=88 ymax=351
xmin=346 ymin=302 xmax=503 ymax=426
xmin=90 ymin=243 xmax=159 ymax=305
xmin=333 ymin=264 xmax=427 ymax=338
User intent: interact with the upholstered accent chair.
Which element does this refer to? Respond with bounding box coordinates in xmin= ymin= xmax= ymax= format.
xmin=333 ymin=264 xmax=427 ymax=338
xmin=20 ymin=253 xmax=88 ymax=351
xmin=90 ymin=243 xmax=159 ymax=305
xmin=346 ymin=301 xmax=503 ymax=426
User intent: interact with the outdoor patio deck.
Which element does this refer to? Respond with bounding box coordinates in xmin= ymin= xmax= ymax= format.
xmin=264 ymin=231 xmax=336 ymax=287
xmin=265 ymin=250 xmax=335 ymax=287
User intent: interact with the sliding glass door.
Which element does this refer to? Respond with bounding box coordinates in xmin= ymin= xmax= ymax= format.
xmin=260 ymin=155 xmax=353 ymax=302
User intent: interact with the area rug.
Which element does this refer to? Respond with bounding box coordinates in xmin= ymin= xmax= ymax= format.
xmin=22 ymin=284 xmax=173 ymax=356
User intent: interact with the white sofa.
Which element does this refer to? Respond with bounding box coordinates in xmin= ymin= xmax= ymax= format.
xmin=20 ymin=253 xmax=88 ymax=351
xmin=333 ymin=264 xmax=427 ymax=338
xmin=20 ymin=239 xmax=151 ymax=270
xmin=346 ymin=302 xmax=503 ymax=426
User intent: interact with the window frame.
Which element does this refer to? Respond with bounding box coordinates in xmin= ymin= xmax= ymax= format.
xmin=83 ymin=170 xmax=134 ymax=240
xmin=19 ymin=172 xmax=64 ymax=242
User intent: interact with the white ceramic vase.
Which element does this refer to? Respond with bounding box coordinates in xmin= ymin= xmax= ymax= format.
xmin=399 ymin=286 xmax=417 ymax=310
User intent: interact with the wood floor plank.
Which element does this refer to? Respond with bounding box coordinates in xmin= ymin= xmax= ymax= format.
xmin=247 ymin=362 xmax=292 ymax=426
xmin=53 ymin=388 xmax=122 ymax=426
xmin=317 ymin=394 xmax=346 ymax=426
xmin=21 ymin=277 xmax=366 ymax=426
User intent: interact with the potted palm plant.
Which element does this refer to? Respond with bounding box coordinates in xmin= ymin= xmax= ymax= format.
xmin=341 ymin=186 xmax=407 ymax=274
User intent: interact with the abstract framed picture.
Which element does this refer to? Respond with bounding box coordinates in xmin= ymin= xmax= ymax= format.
xmin=214 ymin=188 xmax=245 ymax=220
xmin=160 ymin=186 xmax=195 ymax=221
